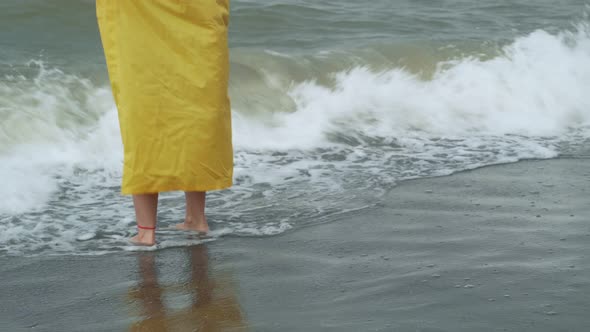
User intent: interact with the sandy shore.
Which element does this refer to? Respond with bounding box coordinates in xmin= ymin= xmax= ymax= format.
xmin=1 ymin=158 xmax=589 ymax=331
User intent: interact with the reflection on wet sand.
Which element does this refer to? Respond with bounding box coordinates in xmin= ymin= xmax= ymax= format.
xmin=128 ymin=244 xmax=247 ymax=331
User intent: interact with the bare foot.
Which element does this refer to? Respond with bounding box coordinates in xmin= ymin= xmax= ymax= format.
xmin=175 ymin=217 xmax=209 ymax=234
xmin=129 ymin=229 xmax=156 ymax=246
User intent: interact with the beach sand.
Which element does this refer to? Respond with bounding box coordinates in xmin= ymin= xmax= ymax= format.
xmin=1 ymin=158 xmax=589 ymax=331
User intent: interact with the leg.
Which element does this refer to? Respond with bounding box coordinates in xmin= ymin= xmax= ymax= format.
xmin=175 ymin=191 xmax=209 ymax=233
xmin=130 ymin=193 xmax=159 ymax=246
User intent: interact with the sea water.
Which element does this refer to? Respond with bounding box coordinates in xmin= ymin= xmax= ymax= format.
xmin=1 ymin=0 xmax=589 ymax=255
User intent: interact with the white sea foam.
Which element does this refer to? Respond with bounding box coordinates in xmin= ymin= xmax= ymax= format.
xmin=1 ymin=24 xmax=589 ymax=255
xmin=235 ymin=26 xmax=590 ymax=149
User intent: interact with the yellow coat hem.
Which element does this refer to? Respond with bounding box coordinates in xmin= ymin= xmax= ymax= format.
xmin=121 ymin=179 xmax=233 ymax=195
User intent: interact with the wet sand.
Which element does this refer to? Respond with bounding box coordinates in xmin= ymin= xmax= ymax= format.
xmin=1 ymin=158 xmax=589 ymax=331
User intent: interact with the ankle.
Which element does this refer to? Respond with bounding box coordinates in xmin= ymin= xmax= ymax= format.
xmin=137 ymin=224 xmax=156 ymax=230
xmin=185 ymin=215 xmax=206 ymax=224
xmin=136 ymin=229 xmax=155 ymax=239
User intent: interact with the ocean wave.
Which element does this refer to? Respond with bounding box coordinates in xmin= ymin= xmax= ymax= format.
xmin=233 ymin=22 xmax=590 ymax=149
xmin=1 ymin=22 xmax=589 ymax=255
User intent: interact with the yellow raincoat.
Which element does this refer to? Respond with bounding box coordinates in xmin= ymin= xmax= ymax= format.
xmin=96 ymin=1 xmax=233 ymax=194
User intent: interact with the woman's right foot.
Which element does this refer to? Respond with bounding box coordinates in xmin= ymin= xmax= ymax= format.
xmin=175 ymin=217 xmax=209 ymax=234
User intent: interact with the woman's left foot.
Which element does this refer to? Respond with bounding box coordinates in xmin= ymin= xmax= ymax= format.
xmin=129 ymin=228 xmax=156 ymax=246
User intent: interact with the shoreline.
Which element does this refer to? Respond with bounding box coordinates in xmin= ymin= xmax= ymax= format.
xmin=2 ymin=157 xmax=589 ymax=331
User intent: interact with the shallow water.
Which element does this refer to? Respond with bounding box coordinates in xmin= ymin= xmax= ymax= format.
xmin=1 ymin=1 xmax=590 ymax=255
xmin=1 ymin=159 xmax=588 ymax=331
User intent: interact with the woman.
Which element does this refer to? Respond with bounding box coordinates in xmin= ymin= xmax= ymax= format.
xmin=96 ymin=1 xmax=233 ymax=246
